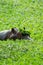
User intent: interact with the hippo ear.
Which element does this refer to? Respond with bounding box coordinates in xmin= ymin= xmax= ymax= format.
xmin=11 ymin=28 xmax=14 ymax=33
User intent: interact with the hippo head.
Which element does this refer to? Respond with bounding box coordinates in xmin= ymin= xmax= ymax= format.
xmin=9 ymin=28 xmax=31 ymax=40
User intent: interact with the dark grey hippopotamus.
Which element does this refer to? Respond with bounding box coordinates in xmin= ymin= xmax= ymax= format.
xmin=0 ymin=28 xmax=31 ymax=40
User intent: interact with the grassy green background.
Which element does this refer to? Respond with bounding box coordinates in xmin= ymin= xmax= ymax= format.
xmin=0 ymin=0 xmax=43 ymax=65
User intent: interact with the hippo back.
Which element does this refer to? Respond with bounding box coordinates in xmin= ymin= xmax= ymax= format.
xmin=0 ymin=30 xmax=10 ymax=40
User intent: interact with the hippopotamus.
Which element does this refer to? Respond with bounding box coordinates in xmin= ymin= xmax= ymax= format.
xmin=0 ymin=28 xmax=31 ymax=40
